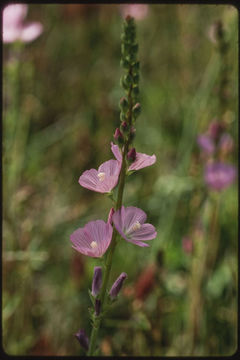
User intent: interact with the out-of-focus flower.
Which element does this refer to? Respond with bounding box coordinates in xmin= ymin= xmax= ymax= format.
xmin=111 ymin=142 xmax=156 ymax=171
xmin=182 ymin=236 xmax=193 ymax=254
xmin=219 ymin=133 xmax=234 ymax=154
xmin=3 ymin=4 xmax=43 ymax=44
xmin=79 ymin=159 xmax=121 ymax=193
xmin=207 ymin=120 xmax=225 ymax=140
xmin=70 ymin=220 xmax=113 ymax=257
xmin=75 ymin=329 xmax=89 ymax=351
xmin=91 ymin=266 xmax=102 ymax=297
xmin=135 ymin=264 xmax=156 ymax=300
xmin=120 ymin=4 xmax=149 ymax=20
xmin=112 ymin=206 xmax=157 ymax=247
xmin=204 ymin=162 xmax=236 ymax=191
xmin=197 ymin=134 xmax=215 ymax=154
xmin=109 ymin=272 xmax=127 ymax=299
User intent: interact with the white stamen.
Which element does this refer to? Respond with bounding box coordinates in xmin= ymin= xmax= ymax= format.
xmin=98 ymin=172 xmax=105 ymax=182
xmin=90 ymin=241 xmax=98 ymax=249
xmin=131 ymin=221 xmax=141 ymax=232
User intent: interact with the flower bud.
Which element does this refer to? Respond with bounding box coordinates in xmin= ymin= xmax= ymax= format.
xmin=132 ymin=61 xmax=140 ymax=72
xmin=94 ymin=299 xmax=101 ymax=316
xmin=114 ymin=128 xmax=124 ymax=145
xmin=129 ymin=127 xmax=136 ymax=143
xmin=121 ymin=121 xmax=129 ymax=133
xmin=91 ymin=266 xmax=102 ymax=297
xmin=120 ymin=58 xmax=130 ymax=69
xmin=127 ymin=148 xmax=137 ymax=163
xmin=120 ymin=75 xmax=129 ymax=91
xmin=133 ymin=73 xmax=139 ymax=84
xmin=107 ymin=207 xmax=115 ymax=224
xmin=119 ymin=97 xmax=128 ymax=112
xmin=75 ymin=329 xmax=89 ymax=351
xmin=132 ymin=103 xmax=141 ymax=118
xmin=109 ymin=272 xmax=127 ymax=299
xmin=208 ymin=120 xmax=225 ymax=140
xmin=132 ymin=85 xmax=139 ymax=97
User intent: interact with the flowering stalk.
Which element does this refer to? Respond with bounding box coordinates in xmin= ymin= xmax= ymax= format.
xmin=71 ymin=15 xmax=156 ymax=356
xmin=87 ymin=16 xmax=142 ymax=356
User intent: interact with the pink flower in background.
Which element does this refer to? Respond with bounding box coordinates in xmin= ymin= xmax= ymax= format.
xmin=197 ymin=134 xmax=215 ymax=154
xmin=111 ymin=142 xmax=156 ymax=171
xmin=204 ymin=162 xmax=236 ymax=191
xmin=70 ymin=220 xmax=113 ymax=258
xmin=182 ymin=237 xmax=193 ymax=254
xmin=112 ymin=206 xmax=157 ymax=247
xmin=219 ymin=133 xmax=234 ymax=154
xmin=3 ymin=4 xmax=43 ymax=43
xmin=79 ymin=159 xmax=121 ymax=193
xmin=120 ymin=4 xmax=149 ymax=20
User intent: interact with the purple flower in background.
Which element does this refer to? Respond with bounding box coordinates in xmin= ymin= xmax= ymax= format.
xmin=219 ymin=133 xmax=234 ymax=154
xmin=197 ymin=134 xmax=215 ymax=154
xmin=79 ymin=159 xmax=121 ymax=193
xmin=111 ymin=142 xmax=156 ymax=171
xmin=112 ymin=206 xmax=157 ymax=247
xmin=204 ymin=162 xmax=236 ymax=191
xmin=91 ymin=266 xmax=102 ymax=297
xmin=109 ymin=272 xmax=127 ymax=299
xmin=120 ymin=4 xmax=149 ymax=20
xmin=70 ymin=220 xmax=113 ymax=257
xmin=3 ymin=4 xmax=43 ymax=44
xmin=75 ymin=329 xmax=89 ymax=351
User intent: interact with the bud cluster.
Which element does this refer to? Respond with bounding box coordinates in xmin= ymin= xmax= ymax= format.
xmin=114 ymin=16 xmax=141 ymax=159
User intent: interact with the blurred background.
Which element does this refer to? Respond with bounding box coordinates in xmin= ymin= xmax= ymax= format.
xmin=2 ymin=4 xmax=238 ymax=356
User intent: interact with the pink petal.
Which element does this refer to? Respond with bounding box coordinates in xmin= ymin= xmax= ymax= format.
xmin=128 ymin=223 xmax=157 ymax=241
xmin=107 ymin=207 xmax=115 ymax=224
xmin=111 ymin=142 xmax=122 ymax=162
xmin=3 ymin=4 xmax=27 ymax=28
xmin=71 ymin=220 xmax=112 ymax=258
xmin=2 ymin=27 xmax=20 ymax=43
xmin=98 ymin=159 xmax=121 ymax=176
xmin=79 ymin=169 xmax=99 ymax=192
xmin=121 ymin=206 xmax=147 ymax=232
xmin=20 ymin=22 xmax=43 ymax=42
xmin=129 ymin=153 xmax=156 ymax=171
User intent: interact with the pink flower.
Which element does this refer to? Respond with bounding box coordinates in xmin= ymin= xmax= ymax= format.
xmin=70 ymin=220 xmax=113 ymax=258
xmin=79 ymin=159 xmax=121 ymax=193
xmin=182 ymin=237 xmax=193 ymax=254
xmin=3 ymin=4 xmax=43 ymax=44
xmin=112 ymin=206 xmax=157 ymax=247
xmin=111 ymin=142 xmax=156 ymax=171
xmin=204 ymin=162 xmax=236 ymax=191
xmin=197 ymin=134 xmax=215 ymax=154
xmin=120 ymin=4 xmax=149 ymax=20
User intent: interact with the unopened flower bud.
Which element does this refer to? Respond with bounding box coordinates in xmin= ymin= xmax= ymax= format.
xmin=132 ymin=103 xmax=141 ymax=118
xmin=119 ymin=97 xmax=128 ymax=112
xmin=75 ymin=329 xmax=89 ymax=351
xmin=91 ymin=266 xmax=102 ymax=297
xmin=124 ymin=73 xmax=133 ymax=87
xmin=129 ymin=127 xmax=136 ymax=142
xmin=208 ymin=120 xmax=225 ymax=140
xmin=114 ymin=128 xmax=124 ymax=145
xmin=107 ymin=207 xmax=115 ymax=224
xmin=132 ymin=61 xmax=140 ymax=72
xmin=120 ymin=58 xmax=130 ymax=69
xmin=133 ymin=73 xmax=139 ymax=84
xmin=127 ymin=148 xmax=137 ymax=163
xmin=95 ymin=299 xmax=101 ymax=316
xmin=109 ymin=272 xmax=127 ymax=299
xmin=120 ymin=75 xmax=129 ymax=91
xmin=132 ymin=85 xmax=139 ymax=97
xmin=121 ymin=121 xmax=129 ymax=133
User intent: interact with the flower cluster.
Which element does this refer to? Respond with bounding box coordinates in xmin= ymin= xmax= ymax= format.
xmin=197 ymin=120 xmax=236 ymax=191
xmin=3 ymin=4 xmax=43 ymax=44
